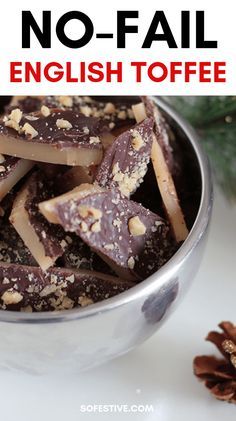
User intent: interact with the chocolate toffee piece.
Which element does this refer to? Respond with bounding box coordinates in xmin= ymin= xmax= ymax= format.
xmin=9 ymin=172 xmax=68 ymax=271
xmin=95 ymin=118 xmax=154 ymax=197
xmin=132 ymin=102 xmax=188 ymax=243
xmin=0 ymin=263 xmax=133 ymax=311
xmin=39 ymin=183 xmax=104 ymax=224
xmin=0 ymin=154 xmax=34 ymax=201
xmin=60 ymin=233 xmax=115 ymax=276
xmin=140 ymin=97 xmax=175 ymax=172
xmin=39 ymin=186 xmax=171 ymax=281
xmin=0 ymin=108 xmax=105 ymax=166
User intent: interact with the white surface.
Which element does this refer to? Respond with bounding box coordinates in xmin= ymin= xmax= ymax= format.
xmin=0 ymin=187 xmax=235 ymax=420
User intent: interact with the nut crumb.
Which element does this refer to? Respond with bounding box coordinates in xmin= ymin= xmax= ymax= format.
xmin=56 ymin=119 xmax=72 ymax=129
xmin=131 ymin=130 xmax=144 ymax=151
xmin=128 ymin=216 xmax=146 ymax=236
xmin=1 ymin=290 xmax=23 ymax=305
xmin=91 ymin=221 xmax=101 ymax=232
xmin=78 ymin=296 xmax=94 ymax=307
xmin=89 ymin=136 xmax=100 ymax=144
xmin=104 ymin=102 xmax=116 ymax=114
xmin=58 ymin=96 xmax=73 ymax=108
xmin=22 ymin=123 xmax=38 ymax=139
xmin=127 ymin=256 xmax=135 ymax=269
xmin=10 ymin=108 xmax=22 ymax=124
xmin=41 ymin=105 xmax=51 ymax=117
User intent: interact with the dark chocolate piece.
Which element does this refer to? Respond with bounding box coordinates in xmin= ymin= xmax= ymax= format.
xmin=95 ymin=118 xmax=154 ymax=197
xmin=39 ymin=186 xmax=172 ymax=281
xmin=0 ymin=263 xmax=133 ymax=311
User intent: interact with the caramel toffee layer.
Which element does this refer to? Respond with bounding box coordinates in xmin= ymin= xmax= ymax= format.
xmin=0 ymin=109 xmax=105 ymax=166
xmin=39 ymin=186 xmax=171 ymax=282
xmin=95 ymin=118 xmax=154 ymax=197
xmin=0 ymin=264 xmax=133 ymax=312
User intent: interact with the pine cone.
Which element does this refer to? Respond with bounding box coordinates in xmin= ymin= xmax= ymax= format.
xmin=193 ymin=321 xmax=236 ymax=403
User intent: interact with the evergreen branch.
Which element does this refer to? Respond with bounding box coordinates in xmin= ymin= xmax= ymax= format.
xmin=164 ymin=96 xmax=236 ymax=200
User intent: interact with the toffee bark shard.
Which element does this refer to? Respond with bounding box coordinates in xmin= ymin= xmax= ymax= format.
xmin=0 ymin=263 xmax=133 ymax=312
xmin=132 ymin=99 xmax=188 ymax=242
xmin=95 ymin=117 xmax=154 ymax=197
xmin=0 ymin=109 xmax=105 ymax=166
xmin=39 ymin=185 xmax=172 ymax=282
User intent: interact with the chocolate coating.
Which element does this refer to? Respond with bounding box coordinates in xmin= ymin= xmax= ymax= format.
xmin=95 ymin=118 xmax=154 ymax=197
xmin=0 ymin=264 xmax=132 ymax=311
xmin=51 ymin=188 xmax=172 ymax=281
xmin=0 ymin=109 xmax=105 ymax=150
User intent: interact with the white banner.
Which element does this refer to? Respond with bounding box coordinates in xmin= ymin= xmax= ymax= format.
xmin=0 ymin=0 xmax=235 ymax=95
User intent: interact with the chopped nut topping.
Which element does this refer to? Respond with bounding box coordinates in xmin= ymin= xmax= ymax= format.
xmin=5 ymin=119 xmax=20 ymax=132
xmin=22 ymin=122 xmax=39 ymax=139
xmin=89 ymin=136 xmax=100 ymax=144
xmin=56 ymin=119 xmax=72 ymax=129
xmin=104 ymin=243 xmax=115 ymax=250
xmin=65 ymin=274 xmax=75 ymax=283
xmin=91 ymin=221 xmax=101 ymax=233
xmin=80 ymin=221 xmax=88 ymax=232
xmin=40 ymin=284 xmax=57 ymax=297
xmin=41 ymin=105 xmax=51 ymax=117
xmin=80 ymin=106 xmax=92 ymax=117
xmin=104 ymin=102 xmax=116 ymax=114
xmin=128 ymin=216 xmax=146 ymax=236
xmin=0 ymin=165 xmax=6 ymax=172
xmin=78 ymin=296 xmax=94 ymax=307
xmin=58 ymin=96 xmax=73 ymax=108
xmin=83 ymin=126 xmax=89 ymax=135
xmin=9 ymin=108 xmax=23 ymax=124
xmin=127 ymin=256 xmax=135 ymax=269
xmin=131 ymin=130 xmax=144 ymax=151
xmin=1 ymin=290 xmax=23 ymax=305
xmin=78 ymin=205 xmax=102 ymax=220
xmin=117 ymin=110 xmax=127 ymax=120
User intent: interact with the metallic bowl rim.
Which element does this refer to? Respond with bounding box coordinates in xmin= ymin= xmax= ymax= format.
xmin=0 ymin=97 xmax=213 ymax=324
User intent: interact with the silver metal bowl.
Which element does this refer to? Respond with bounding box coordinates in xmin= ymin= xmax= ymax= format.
xmin=0 ymin=98 xmax=213 ymax=374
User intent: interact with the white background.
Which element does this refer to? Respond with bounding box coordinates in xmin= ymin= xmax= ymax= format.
xmin=0 ymin=0 xmax=235 ymax=94
xmin=0 ymin=187 xmax=235 ymax=420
